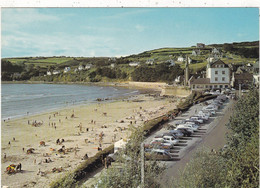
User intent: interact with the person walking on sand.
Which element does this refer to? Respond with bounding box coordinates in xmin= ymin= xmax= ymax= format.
xmin=4 ymin=153 xmax=6 ymax=159
xmin=8 ymin=141 xmax=11 ymax=146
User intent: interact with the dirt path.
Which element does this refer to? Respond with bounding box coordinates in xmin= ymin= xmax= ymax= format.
xmin=160 ymin=99 xmax=236 ymax=186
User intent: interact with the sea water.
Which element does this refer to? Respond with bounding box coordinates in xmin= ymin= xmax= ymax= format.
xmin=1 ymin=84 xmax=139 ymax=120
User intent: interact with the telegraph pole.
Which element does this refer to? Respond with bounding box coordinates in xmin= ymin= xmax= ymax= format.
xmin=141 ymin=142 xmax=145 ymax=187
xmin=239 ymin=84 xmax=241 ymax=98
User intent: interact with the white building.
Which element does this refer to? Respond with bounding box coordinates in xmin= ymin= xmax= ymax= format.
xmin=166 ymin=59 xmax=175 ymax=66
xmin=85 ymin=64 xmax=93 ymax=69
xmin=177 ymin=56 xmax=185 ymax=62
xmin=111 ymin=63 xmax=115 ymax=68
xmin=212 ymin=47 xmax=220 ymax=54
xmin=47 ymin=71 xmax=52 ymax=76
xmin=190 ymin=59 xmax=230 ymax=90
xmin=191 ymin=49 xmax=200 ymax=56
xmin=129 ymin=62 xmax=140 ymax=67
xmin=78 ymin=65 xmax=84 ymax=71
xmin=53 ymin=70 xmax=60 ymax=75
xmin=64 ymin=67 xmax=71 ymax=73
xmin=146 ymin=59 xmax=154 ymax=65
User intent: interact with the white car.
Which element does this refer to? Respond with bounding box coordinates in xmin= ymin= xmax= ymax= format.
xmin=177 ymin=124 xmax=198 ymax=131
xmin=163 ymin=135 xmax=179 ymax=145
xmin=189 ymin=116 xmax=204 ymax=124
xmin=198 ymin=110 xmax=211 ymax=117
xmin=203 ymin=105 xmax=218 ymax=111
xmin=196 ymin=114 xmax=209 ymax=121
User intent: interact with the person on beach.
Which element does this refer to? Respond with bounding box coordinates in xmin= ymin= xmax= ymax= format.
xmin=8 ymin=141 xmax=11 ymax=146
xmin=54 ymin=126 xmax=56 ymax=130
xmin=4 ymin=153 xmax=6 ymax=159
xmin=34 ymin=159 xmax=36 ymax=164
xmin=56 ymin=139 xmax=60 ymax=145
xmin=23 ymin=148 xmax=25 ymax=152
xmin=13 ymin=137 xmax=15 ymax=141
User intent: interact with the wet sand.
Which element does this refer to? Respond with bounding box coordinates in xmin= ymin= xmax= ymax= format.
xmin=1 ymin=94 xmax=180 ymax=188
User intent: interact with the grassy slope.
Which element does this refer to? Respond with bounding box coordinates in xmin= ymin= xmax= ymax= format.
xmin=3 ymin=41 xmax=259 ymax=74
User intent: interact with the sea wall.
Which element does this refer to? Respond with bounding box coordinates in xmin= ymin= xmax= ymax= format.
xmin=161 ymin=86 xmax=192 ymax=97
xmin=128 ymin=81 xmax=167 ymax=91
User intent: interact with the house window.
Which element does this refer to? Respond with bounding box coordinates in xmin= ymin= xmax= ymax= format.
xmin=215 ymin=71 xmax=218 ymax=74
xmin=220 ymin=85 xmax=223 ymax=88
xmin=205 ymin=85 xmax=208 ymax=88
xmin=215 ymin=77 xmax=218 ymax=81
xmin=193 ymin=85 xmax=195 ymax=89
xmin=222 ymin=71 xmax=225 ymax=74
xmin=210 ymin=86 xmax=212 ymax=89
xmin=222 ymin=77 xmax=225 ymax=81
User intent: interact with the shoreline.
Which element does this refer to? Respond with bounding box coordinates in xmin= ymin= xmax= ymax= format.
xmin=1 ymin=83 xmax=160 ymax=121
xmin=1 ymin=91 xmax=179 ymax=188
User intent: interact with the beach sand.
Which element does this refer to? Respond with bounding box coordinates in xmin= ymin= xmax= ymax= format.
xmin=1 ymin=94 xmax=180 ymax=188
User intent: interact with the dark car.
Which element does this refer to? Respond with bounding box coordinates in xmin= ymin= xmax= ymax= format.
xmin=175 ymin=128 xmax=192 ymax=136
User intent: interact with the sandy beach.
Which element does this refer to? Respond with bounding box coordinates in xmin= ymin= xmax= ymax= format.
xmin=1 ymin=93 xmax=180 ymax=188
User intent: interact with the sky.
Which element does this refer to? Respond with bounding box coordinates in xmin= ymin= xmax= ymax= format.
xmin=1 ymin=8 xmax=259 ymax=58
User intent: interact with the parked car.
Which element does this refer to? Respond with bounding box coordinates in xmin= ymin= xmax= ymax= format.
xmin=189 ymin=116 xmax=204 ymax=124
xmin=145 ymin=149 xmax=173 ymax=161
xmin=203 ymin=105 xmax=218 ymax=111
xmin=202 ymin=109 xmax=216 ymax=115
xmin=175 ymin=127 xmax=193 ymax=136
xmin=163 ymin=135 xmax=179 ymax=145
xmin=168 ymin=130 xmax=184 ymax=138
xmin=199 ymin=110 xmax=211 ymax=117
xmin=177 ymin=124 xmax=199 ymax=131
xmin=144 ymin=143 xmax=171 ymax=151
xmin=195 ymin=114 xmax=209 ymax=121
xmin=150 ymin=139 xmax=174 ymax=148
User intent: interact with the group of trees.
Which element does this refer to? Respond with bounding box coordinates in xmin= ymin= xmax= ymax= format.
xmin=131 ymin=63 xmax=183 ymax=83
xmin=175 ymin=89 xmax=259 ymax=188
xmin=223 ymin=44 xmax=259 ymax=58
xmin=1 ymin=59 xmax=47 ymax=81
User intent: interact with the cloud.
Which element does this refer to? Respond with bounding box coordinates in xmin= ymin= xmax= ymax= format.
xmin=135 ymin=24 xmax=145 ymax=32
xmin=1 ymin=8 xmax=60 ymax=31
xmin=1 ymin=30 xmax=120 ymax=57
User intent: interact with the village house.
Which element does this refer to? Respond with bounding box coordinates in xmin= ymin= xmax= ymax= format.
xmin=165 ymin=59 xmax=175 ymax=66
xmin=146 ymin=59 xmax=154 ymax=65
xmin=197 ymin=43 xmax=205 ymax=48
xmin=47 ymin=71 xmax=52 ymax=76
xmin=64 ymin=67 xmax=71 ymax=73
xmin=85 ymin=64 xmax=93 ymax=69
xmin=177 ymin=56 xmax=186 ymax=62
xmin=191 ymin=49 xmax=200 ymax=56
xmin=109 ymin=57 xmax=117 ymax=62
xmin=78 ymin=65 xmax=84 ymax=71
xmin=129 ymin=62 xmax=140 ymax=67
xmin=190 ymin=59 xmax=230 ymax=90
xmin=231 ymin=72 xmax=253 ymax=89
xmin=111 ymin=63 xmax=115 ymax=68
xmin=52 ymin=70 xmax=60 ymax=75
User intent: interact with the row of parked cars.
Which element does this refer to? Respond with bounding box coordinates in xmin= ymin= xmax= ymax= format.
xmin=144 ymin=94 xmax=228 ymax=161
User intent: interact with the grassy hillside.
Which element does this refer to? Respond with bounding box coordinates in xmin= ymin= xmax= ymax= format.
xmin=1 ymin=41 xmax=258 ymax=82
